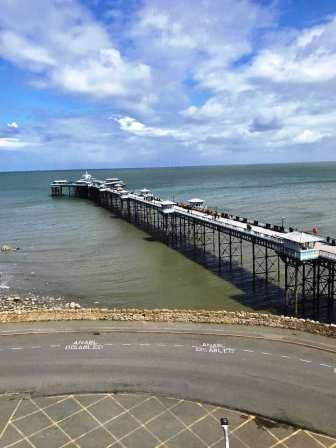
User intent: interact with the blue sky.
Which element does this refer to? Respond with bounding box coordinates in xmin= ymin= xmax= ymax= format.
xmin=1 ymin=0 xmax=336 ymax=171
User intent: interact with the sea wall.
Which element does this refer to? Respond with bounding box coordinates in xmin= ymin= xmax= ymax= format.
xmin=0 ymin=308 xmax=335 ymax=338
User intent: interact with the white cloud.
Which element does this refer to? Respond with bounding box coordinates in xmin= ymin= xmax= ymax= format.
xmin=0 ymin=31 xmax=56 ymax=70
xmin=293 ymin=130 xmax=324 ymax=144
xmin=0 ymin=0 xmax=151 ymax=100
xmin=250 ymin=18 xmax=336 ymax=83
xmin=0 ymin=138 xmax=29 ymax=149
xmin=176 ymin=12 xmax=336 ymax=156
xmin=131 ymin=0 xmax=273 ymax=91
xmin=7 ymin=122 xmax=18 ymax=129
xmin=115 ymin=116 xmax=189 ymax=139
xmin=54 ymin=49 xmax=150 ymax=98
xmin=182 ymin=100 xmax=227 ymax=120
xmin=1 ymin=0 xmax=336 ymax=168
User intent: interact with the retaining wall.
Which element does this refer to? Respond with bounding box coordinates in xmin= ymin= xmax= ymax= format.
xmin=0 ymin=308 xmax=335 ymax=338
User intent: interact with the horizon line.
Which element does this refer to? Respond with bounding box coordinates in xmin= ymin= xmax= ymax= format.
xmin=1 ymin=159 xmax=336 ymax=174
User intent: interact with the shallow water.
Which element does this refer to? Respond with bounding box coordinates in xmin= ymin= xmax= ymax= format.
xmin=0 ymin=163 xmax=335 ymax=310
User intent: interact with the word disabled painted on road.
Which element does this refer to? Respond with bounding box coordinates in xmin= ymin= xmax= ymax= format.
xmin=65 ymin=339 xmax=103 ymax=350
xmin=193 ymin=343 xmax=236 ymax=354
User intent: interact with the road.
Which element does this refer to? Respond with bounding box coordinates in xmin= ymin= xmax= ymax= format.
xmin=0 ymin=322 xmax=335 ymax=436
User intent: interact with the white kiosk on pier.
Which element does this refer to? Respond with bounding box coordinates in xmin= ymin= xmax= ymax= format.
xmin=188 ymin=198 xmax=204 ymax=208
xmin=140 ymin=188 xmax=154 ymax=200
xmin=160 ymin=200 xmax=176 ymax=214
xmin=282 ymin=231 xmax=323 ymax=261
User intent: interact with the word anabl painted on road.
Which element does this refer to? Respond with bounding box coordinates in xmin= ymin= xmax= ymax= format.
xmin=193 ymin=343 xmax=235 ymax=354
xmin=65 ymin=340 xmax=103 ymax=351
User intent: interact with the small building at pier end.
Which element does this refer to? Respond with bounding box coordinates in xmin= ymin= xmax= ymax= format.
xmin=51 ymin=180 xmax=68 ymax=196
xmin=188 ymin=198 xmax=204 ymax=208
xmin=160 ymin=200 xmax=176 ymax=214
xmin=282 ymin=231 xmax=324 ymax=261
xmin=139 ymin=188 xmax=154 ymax=200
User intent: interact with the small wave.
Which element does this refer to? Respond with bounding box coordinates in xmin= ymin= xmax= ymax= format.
xmin=201 ymin=178 xmax=336 ymax=192
xmin=0 ymin=272 xmax=11 ymax=290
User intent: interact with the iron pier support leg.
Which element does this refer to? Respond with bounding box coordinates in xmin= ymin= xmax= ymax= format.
xmin=203 ymin=223 xmax=206 ymax=258
xmin=312 ymin=262 xmax=317 ymax=320
xmin=302 ymin=263 xmax=306 ymax=316
xmin=316 ymin=262 xmax=321 ymax=321
xmin=166 ymin=215 xmax=169 ymax=244
xmin=283 ymin=260 xmax=300 ymax=316
xmin=218 ymin=230 xmax=222 ymax=272
xmin=178 ymin=216 xmax=181 ymax=247
xmin=265 ymin=246 xmax=269 ymax=287
xmin=294 ymin=263 xmax=299 ymax=316
xmin=146 ymin=204 xmax=149 ymax=229
xmin=329 ymin=263 xmax=335 ymax=323
xmin=153 ymin=207 xmax=156 ymax=232
xmin=252 ymin=241 xmax=256 ymax=292
xmin=284 ymin=261 xmax=288 ymax=314
xmin=127 ymin=199 xmax=131 ymax=222
xmin=193 ymin=220 xmax=196 ymax=255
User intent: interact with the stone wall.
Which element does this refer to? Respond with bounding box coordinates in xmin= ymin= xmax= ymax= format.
xmin=0 ymin=308 xmax=335 ymax=338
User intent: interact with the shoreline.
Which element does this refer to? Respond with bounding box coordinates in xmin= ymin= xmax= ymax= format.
xmin=0 ymin=293 xmax=81 ymax=312
xmin=0 ymin=294 xmax=335 ymax=338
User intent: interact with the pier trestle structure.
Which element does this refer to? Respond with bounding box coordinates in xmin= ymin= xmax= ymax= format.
xmin=51 ymin=183 xmax=335 ymax=323
xmin=281 ymin=256 xmax=335 ymax=322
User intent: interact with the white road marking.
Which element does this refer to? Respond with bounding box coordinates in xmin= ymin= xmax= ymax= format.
xmin=1 ymin=336 xmax=334 ymax=375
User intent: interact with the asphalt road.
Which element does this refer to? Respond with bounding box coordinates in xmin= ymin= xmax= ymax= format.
xmin=0 ymin=323 xmax=335 ymax=436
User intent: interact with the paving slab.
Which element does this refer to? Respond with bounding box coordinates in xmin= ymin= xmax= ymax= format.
xmin=0 ymin=396 xmax=21 ymax=439
xmin=1 ymin=393 xmax=335 ymax=448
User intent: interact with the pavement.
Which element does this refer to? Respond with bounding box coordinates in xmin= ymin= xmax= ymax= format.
xmin=1 ymin=392 xmax=336 ymax=448
xmin=0 ymin=321 xmax=335 ymax=446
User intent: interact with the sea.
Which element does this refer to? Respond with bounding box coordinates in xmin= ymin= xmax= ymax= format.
xmin=0 ymin=162 xmax=335 ymax=311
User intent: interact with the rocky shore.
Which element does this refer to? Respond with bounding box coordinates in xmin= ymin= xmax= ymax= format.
xmin=0 ymin=294 xmax=81 ymax=312
xmin=0 ymin=295 xmax=335 ymax=338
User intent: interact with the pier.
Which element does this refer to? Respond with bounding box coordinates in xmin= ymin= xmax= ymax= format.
xmin=51 ymin=174 xmax=336 ymax=323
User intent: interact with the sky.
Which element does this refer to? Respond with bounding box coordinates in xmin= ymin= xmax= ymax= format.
xmin=1 ymin=0 xmax=336 ymax=171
